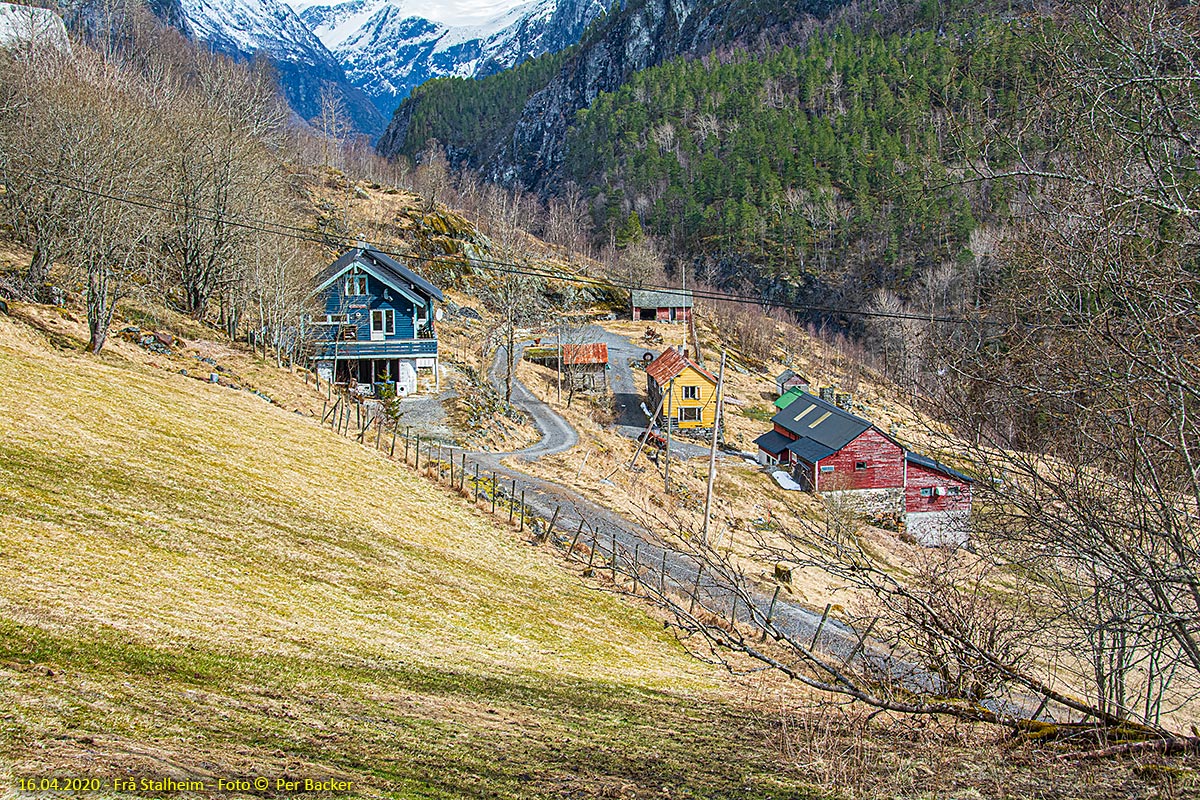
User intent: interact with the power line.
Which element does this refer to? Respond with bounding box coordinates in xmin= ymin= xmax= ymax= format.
xmin=10 ymin=166 xmax=987 ymax=327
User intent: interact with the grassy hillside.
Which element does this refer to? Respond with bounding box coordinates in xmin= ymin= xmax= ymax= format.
xmin=0 ymin=309 xmax=810 ymax=798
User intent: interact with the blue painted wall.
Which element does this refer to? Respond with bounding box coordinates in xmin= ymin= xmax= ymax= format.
xmin=317 ymin=270 xmax=426 ymax=342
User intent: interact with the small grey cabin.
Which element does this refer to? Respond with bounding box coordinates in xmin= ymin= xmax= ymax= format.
xmin=310 ymin=246 xmax=443 ymax=394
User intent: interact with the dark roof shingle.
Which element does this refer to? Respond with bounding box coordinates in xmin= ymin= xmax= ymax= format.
xmin=770 ymin=392 xmax=871 ymax=451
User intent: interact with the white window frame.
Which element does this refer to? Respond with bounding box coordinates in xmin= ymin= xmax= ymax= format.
xmin=682 ymin=385 xmax=699 ymax=400
xmin=820 ymin=465 xmax=835 ymax=474
xmin=346 ymin=274 xmax=367 ymax=296
xmin=678 ymin=406 xmax=701 ymax=422
xmin=318 ymin=313 xmax=349 ymax=325
xmin=370 ymin=308 xmax=395 ymax=341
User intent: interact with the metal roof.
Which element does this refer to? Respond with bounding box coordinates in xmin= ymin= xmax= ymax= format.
xmin=314 ymin=247 xmax=444 ymax=302
xmin=645 ymin=347 xmax=717 ymax=385
xmin=631 ymin=288 xmax=693 ymax=308
xmin=774 ymin=386 xmax=805 ymax=409
xmin=754 ymin=430 xmax=793 ymax=455
xmin=770 ymin=391 xmax=871 ymax=451
xmin=905 ymin=452 xmax=975 ymax=483
xmin=562 ymin=343 xmax=608 ymax=365
xmin=785 ymin=438 xmax=837 ymax=463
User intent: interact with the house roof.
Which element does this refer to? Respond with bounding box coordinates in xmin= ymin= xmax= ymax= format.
xmin=631 ymin=288 xmax=693 ymax=308
xmin=314 ymin=247 xmax=444 ymax=302
xmin=754 ymin=430 xmax=793 ymax=455
xmin=563 ymin=343 xmax=608 ymax=365
xmin=786 ymin=438 xmax=837 ymax=463
xmin=776 ymin=368 xmax=796 ymax=384
xmin=771 ymin=391 xmax=871 ymax=452
xmin=774 ymin=386 xmax=805 ymax=410
xmin=646 ymin=347 xmax=717 ymax=386
xmin=906 ymin=452 xmax=975 ymax=483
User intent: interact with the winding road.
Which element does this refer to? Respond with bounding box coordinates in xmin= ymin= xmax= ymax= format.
xmin=466 ymin=338 xmax=876 ymax=670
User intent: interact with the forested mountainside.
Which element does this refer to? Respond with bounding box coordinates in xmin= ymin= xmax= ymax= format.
xmin=376 ymin=0 xmax=853 ymax=181
xmin=376 ymin=0 xmax=1050 ymax=312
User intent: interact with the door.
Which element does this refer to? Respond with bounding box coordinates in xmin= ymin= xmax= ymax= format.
xmin=370 ymin=309 xmax=394 ymax=341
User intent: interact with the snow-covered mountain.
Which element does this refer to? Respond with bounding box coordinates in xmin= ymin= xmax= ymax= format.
xmin=289 ymin=0 xmax=606 ymax=115
xmin=173 ymin=0 xmax=601 ymax=135
xmin=178 ymin=0 xmax=387 ymax=134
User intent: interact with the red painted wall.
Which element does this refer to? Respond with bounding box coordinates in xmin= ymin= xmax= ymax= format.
xmin=815 ymin=429 xmax=904 ymax=492
xmin=905 ymin=461 xmax=973 ymax=513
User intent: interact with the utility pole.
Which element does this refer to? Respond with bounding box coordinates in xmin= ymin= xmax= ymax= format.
xmin=665 ymin=377 xmax=674 ymax=493
xmin=702 ymin=351 xmax=727 ymax=545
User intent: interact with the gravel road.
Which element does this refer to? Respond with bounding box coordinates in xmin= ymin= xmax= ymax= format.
xmin=464 ymin=340 xmax=870 ymax=665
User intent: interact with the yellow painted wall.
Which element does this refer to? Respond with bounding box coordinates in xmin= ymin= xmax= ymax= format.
xmin=665 ymin=365 xmax=718 ymax=429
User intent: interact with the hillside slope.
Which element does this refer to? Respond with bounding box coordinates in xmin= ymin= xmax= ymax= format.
xmin=0 ymin=309 xmax=805 ymax=797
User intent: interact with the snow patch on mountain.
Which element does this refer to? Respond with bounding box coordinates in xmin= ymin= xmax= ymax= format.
xmin=290 ymin=0 xmax=604 ymax=115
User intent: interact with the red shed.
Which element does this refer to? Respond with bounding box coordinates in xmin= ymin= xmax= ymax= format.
xmin=631 ymin=289 xmax=693 ymax=323
xmin=903 ymin=452 xmax=974 ymax=547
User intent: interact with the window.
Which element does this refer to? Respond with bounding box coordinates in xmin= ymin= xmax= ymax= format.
xmin=920 ymin=487 xmax=932 ymax=497
xmin=678 ymin=407 xmax=701 ymax=422
xmin=820 ymin=465 xmax=835 ymax=474
xmin=370 ymin=309 xmax=395 ymax=340
xmin=345 ymin=274 xmax=367 ymax=296
xmin=320 ymin=313 xmax=348 ymax=325
xmin=948 ymin=486 xmax=961 ymax=496
xmin=855 ymin=461 xmax=868 ymax=471
xmin=682 ymin=385 xmax=699 ymax=400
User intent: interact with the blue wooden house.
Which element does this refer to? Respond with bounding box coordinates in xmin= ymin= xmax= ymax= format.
xmin=310 ymin=246 xmax=443 ymax=394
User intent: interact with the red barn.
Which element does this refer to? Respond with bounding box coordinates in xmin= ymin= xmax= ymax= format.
xmin=755 ymin=391 xmax=975 ymax=546
xmin=754 ymin=392 xmax=906 ymax=513
xmin=630 ymin=289 xmax=693 ymax=323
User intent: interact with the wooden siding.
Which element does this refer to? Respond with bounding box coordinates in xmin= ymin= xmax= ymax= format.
xmin=904 ymin=460 xmax=973 ymax=513
xmin=813 ymin=429 xmax=904 ymax=492
xmin=317 ymin=271 xmax=420 ymax=343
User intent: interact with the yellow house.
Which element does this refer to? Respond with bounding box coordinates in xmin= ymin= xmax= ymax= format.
xmin=645 ymin=347 xmax=719 ymax=430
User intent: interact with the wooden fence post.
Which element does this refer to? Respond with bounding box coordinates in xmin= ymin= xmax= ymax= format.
xmin=761 ymin=586 xmax=781 ymax=642
xmin=688 ymin=566 xmax=703 ymax=615
xmin=545 ymin=505 xmax=560 ymax=543
xmin=569 ymin=518 xmax=584 ymax=560
xmin=509 ymin=480 xmax=516 ymax=524
xmin=473 ymin=464 xmax=480 ymax=503
xmin=633 ymin=543 xmax=640 ymax=591
xmin=390 ymin=424 xmax=398 ymax=458
xmin=491 ymin=472 xmax=497 ymax=514
xmin=659 ymin=550 xmax=667 ymax=594
xmin=449 ymin=448 xmax=455 ymax=486
xmin=610 ymin=529 xmax=618 ymax=582
xmin=518 ymin=491 xmax=525 ymax=532
xmin=585 ymin=529 xmax=598 ymax=574
xmin=460 ymin=454 xmax=466 ymax=491
xmin=810 ymin=603 xmax=832 ymax=651
xmin=414 ymin=434 xmax=420 ymax=470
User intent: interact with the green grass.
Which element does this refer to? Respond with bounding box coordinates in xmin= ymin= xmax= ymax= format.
xmin=0 ymin=314 xmax=830 ymax=798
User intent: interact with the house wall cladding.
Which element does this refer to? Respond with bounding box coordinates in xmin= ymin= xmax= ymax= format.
xmin=320 ymin=273 xmax=419 ymax=341
xmin=904 ymin=460 xmax=973 ymax=513
xmin=816 ymin=429 xmax=904 ymax=491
